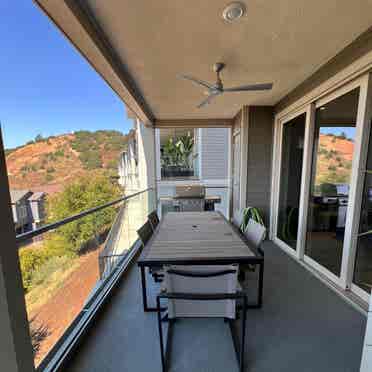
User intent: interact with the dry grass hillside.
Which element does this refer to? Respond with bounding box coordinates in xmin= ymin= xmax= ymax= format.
xmin=6 ymin=130 xmax=129 ymax=193
xmin=315 ymin=133 xmax=354 ymax=186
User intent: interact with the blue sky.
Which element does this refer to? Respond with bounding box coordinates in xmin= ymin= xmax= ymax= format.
xmin=0 ymin=1 xmax=133 ymax=149
xmin=320 ymin=127 xmax=356 ymax=140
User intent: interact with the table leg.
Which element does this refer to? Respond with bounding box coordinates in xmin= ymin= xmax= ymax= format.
xmin=140 ymin=265 xmax=149 ymax=312
xmin=245 ymin=261 xmax=264 ymax=309
xmin=257 ymin=261 xmax=264 ymax=308
xmin=140 ymin=265 xmax=167 ymax=312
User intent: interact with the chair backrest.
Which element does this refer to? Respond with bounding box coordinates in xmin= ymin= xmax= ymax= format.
xmin=244 ymin=219 xmax=266 ymax=250
xmin=164 ymin=265 xmax=238 ymax=319
xmin=179 ymin=198 xmax=205 ymax=212
xmin=137 ymin=220 xmax=153 ymax=247
xmin=234 ymin=209 xmax=245 ymax=231
xmin=148 ymin=210 xmax=160 ymax=231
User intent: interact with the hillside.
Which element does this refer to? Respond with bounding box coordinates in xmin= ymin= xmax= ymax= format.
xmin=6 ymin=130 xmax=129 ymax=193
xmin=315 ymin=133 xmax=354 ymax=186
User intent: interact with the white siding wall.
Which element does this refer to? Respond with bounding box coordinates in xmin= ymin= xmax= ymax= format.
xmin=200 ymin=128 xmax=229 ymax=181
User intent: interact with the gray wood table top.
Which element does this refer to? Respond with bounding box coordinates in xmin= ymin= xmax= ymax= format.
xmin=138 ymin=212 xmax=262 ymax=265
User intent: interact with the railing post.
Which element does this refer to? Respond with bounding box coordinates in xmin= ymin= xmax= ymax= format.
xmin=0 ymin=129 xmax=35 ymax=371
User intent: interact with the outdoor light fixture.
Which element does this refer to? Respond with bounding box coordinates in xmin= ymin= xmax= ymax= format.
xmin=222 ymin=2 xmax=246 ymax=22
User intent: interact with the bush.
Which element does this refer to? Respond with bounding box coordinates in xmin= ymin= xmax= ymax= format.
xmin=79 ymin=151 xmax=102 ymax=169
xmin=45 ymin=173 xmax=54 ymax=182
xmin=19 ymin=248 xmax=46 ymax=292
xmin=54 ymin=149 xmax=64 ymax=157
xmin=328 ymin=165 xmax=337 ymax=171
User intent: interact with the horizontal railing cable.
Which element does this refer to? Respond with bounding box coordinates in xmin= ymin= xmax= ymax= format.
xmin=16 ymin=188 xmax=153 ymax=244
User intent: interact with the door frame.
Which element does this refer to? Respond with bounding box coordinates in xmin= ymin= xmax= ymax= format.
xmin=271 ymin=106 xmax=309 ymax=260
xmin=272 ymin=72 xmax=372 ymax=293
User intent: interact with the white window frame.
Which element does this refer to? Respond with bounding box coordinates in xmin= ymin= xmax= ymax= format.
xmin=272 ymin=72 xmax=372 ymax=298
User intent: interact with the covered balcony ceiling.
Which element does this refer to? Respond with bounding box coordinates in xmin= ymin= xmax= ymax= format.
xmin=37 ymin=1 xmax=372 ymax=122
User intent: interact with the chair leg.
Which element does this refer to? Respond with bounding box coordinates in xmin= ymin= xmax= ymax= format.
xmin=156 ymin=296 xmax=166 ymax=372
xmin=240 ymin=295 xmax=247 ymax=372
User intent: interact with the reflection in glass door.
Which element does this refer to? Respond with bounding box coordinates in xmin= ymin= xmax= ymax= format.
xmin=305 ymin=88 xmax=360 ymax=277
xmin=277 ymin=113 xmax=306 ymax=250
xmin=353 ymin=128 xmax=372 ymax=294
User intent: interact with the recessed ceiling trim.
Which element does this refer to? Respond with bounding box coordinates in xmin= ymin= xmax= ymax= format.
xmin=155 ymin=118 xmax=234 ymax=128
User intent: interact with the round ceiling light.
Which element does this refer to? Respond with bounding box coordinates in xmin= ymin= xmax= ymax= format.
xmin=222 ymin=2 xmax=246 ymax=22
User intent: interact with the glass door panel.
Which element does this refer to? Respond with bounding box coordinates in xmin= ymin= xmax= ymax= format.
xmin=277 ymin=113 xmax=306 ymax=249
xmin=353 ymin=128 xmax=372 ymax=294
xmin=305 ymin=88 xmax=360 ymax=277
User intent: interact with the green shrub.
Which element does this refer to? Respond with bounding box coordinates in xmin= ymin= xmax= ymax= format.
xmin=328 ymin=165 xmax=337 ymax=171
xmin=19 ymin=248 xmax=46 ymax=292
xmin=54 ymin=149 xmax=64 ymax=157
xmin=79 ymin=151 xmax=102 ymax=169
xmin=45 ymin=173 xmax=54 ymax=182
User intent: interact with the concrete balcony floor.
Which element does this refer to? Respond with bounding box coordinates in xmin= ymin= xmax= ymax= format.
xmin=64 ymin=241 xmax=366 ymax=372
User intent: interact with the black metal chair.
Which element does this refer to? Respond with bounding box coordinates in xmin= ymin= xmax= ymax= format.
xmin=137 ymin=220 xmax=164 ymax=283
xmin=137 ymin=220 xmax=153 ymax=247
xmin=148 ymin=210 xmax=160 ymax=231
xmin=156 ymin=266 xmax=247 ymax=372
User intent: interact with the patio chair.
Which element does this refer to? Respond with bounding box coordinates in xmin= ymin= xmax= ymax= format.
xmin=234 ymin=209 xmax=245 ymax=231
xmin=244 ymin=219 xmax=266 ymax=256
xmin=148 ymin=210 xmax=160 ymax=231
xmin=137 ymin=220 xmax=153 ymax=247
xmin=156 ymin=265 xmax=247 ymax=372
xmin=239 ymin=219 xmax=266 ymax=281
xmin=147 ymin=211 xmax=163 ymax=280
xmin=137 ymin=221 xmax=163 ymax=282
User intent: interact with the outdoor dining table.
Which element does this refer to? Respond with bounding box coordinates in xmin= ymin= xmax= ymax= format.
xmin=137 ymin=211 xmax=264 ymax=312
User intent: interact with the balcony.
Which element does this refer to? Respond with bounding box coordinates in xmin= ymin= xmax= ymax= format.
xmin=63 ymin=238 xmax=365 ymax=372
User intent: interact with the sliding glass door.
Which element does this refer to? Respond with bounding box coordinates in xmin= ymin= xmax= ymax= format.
xmin=276 ymin=113 xmax=306 ymax=250
xmin=353 ymin=128 xmax=372 ymax=295
xmin=304 ymin=88 xmax=360 ymax=278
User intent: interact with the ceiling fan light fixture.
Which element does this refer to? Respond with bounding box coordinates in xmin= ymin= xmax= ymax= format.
xmin=222 ymin=2 xmax=246 ymax=22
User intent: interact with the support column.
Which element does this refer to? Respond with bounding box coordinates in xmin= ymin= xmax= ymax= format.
xmin=0 ymin=130 xmax=34 ymax=372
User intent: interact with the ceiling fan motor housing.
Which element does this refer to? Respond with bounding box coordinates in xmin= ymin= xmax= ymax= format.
xmin=213 ymin=62 xmax=225 ymax=73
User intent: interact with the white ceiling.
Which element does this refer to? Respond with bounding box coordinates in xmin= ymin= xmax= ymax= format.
xmin=82 ymin=1 xmax=372 ymax=119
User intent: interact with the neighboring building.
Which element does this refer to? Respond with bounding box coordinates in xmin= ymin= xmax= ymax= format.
xmin=10 ymin=190 xmax=33 ymax=235
xmin=27 ymin=191 xmax=46 ymax=230
xmin=118 ymin=129 xmax=139 ymax=193
xmin=10 ymin=190 xmax=46 ymax=235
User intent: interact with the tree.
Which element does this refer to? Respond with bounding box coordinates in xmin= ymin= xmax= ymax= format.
xmin=35 ymin=134 xmax=44 ymax=142
xmin=47 ymin=176 xmax=121 ymax=252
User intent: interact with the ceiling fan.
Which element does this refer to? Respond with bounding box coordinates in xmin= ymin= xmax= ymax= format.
xmin=178 ymin=62 xmax=273 ymax=108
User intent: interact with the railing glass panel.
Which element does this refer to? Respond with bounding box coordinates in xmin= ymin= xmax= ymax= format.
xmin=16 ymin=188 xmax=155 ymax=368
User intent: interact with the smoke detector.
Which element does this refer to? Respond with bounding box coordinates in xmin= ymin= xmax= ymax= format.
xmin=222 ymin=2 xmax=246 ymax=22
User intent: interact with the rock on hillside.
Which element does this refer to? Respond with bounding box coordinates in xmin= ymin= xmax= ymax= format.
xmin=5 ymin=130 xmax=129 ymax=193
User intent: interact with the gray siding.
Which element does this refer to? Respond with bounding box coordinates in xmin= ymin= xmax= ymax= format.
xmin=201 ymin=128 xmax=229 ymax=180
xmin=246 ymin=107 xmax=274 ymax=225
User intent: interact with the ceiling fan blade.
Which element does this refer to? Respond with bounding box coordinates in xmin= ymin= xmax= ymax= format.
xmin=224 ymin=83 xmax=273 ymax=92
xmin=197 ymin=92 xmax=220 ymax=108
xmin=178 ymin=74 xmax=214 ymax=90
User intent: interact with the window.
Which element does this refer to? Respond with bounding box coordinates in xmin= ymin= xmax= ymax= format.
xmin=160 ymin=128 xmax=199 ymax=180
xmin=277 ymin=113 xmax=306 ymax=250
